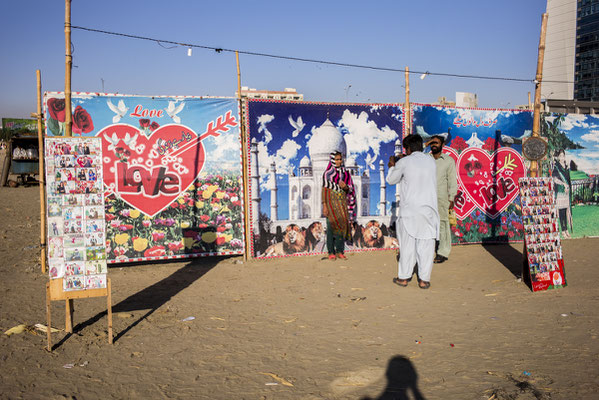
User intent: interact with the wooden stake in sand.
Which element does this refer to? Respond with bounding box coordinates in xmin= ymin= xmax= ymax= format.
xmin=36 ymin=70 xmax=47 ymax=274
xmin=64 ymin=0 xmax=72 ymax=137
xmin=236 ymin=51 xmax=251 ymax=260
xmin=530 ymin=12 xmax=549 ymax=178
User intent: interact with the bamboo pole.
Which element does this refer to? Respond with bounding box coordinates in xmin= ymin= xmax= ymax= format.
xmin=236 ymin=51 xmax=250 ymax=261
xmin=405 ymin=67 xmax=410 ymax=135
xmin=36 ymin=70 xmax=47 ymax=274
xmin=64 ymin=0 xmax=72 ymax=137
xmin=531 ymin=12 xmax=549 ymax=177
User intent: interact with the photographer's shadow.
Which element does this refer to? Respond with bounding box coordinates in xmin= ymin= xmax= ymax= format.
xmin=362 ymin=355 xmax=426 ymax=400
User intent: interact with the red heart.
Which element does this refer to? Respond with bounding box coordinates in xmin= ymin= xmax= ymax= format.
xmin=442 ymin=147 xmax=476 ymax=220
xmin=98 ymin=124 xmax=205 ymax=216
xmin=457 ymin=147 xmax=526 ymax=219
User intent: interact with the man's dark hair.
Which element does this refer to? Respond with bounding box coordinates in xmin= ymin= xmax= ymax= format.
xmin=403 ymin=134 xmax=423 ymax=152
xmin=431 ymin=135 xmax=445 ymax=144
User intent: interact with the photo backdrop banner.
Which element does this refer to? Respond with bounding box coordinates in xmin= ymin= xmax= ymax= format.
xmin=246 ymin=100 xmax=404 ymax=258
xmin=542 ymin=113 xmax=599 ymax=238
xmin=412 ymin=104 xmax=532 ymax=244
xmin=44 ymin=92 xmax=244 ymax=263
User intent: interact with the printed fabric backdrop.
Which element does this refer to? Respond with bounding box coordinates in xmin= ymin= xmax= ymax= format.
xmin=541 ymin=113 xmax=599 ymax=238
xmin=247 ymin=100 xmax=404 ymax=258
xmin=44 ymin=92 xmax=244 ymax=263
xmin=413 ymin=104 xmax=532 ymax=244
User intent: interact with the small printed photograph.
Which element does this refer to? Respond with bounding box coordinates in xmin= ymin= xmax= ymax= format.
xmin=85 ymin=260 xmax=107 ymax=275
xmin=64 ymin=234 xmax=85 ymax=248
xmin=85 ymin=205 xmax=103 ymax=220
xmin=85 ymin=232 xmax=103 ymax=247
xmin=51 ymin=180 xmax=67 ymax=195
xmin=64 ymin=247 xmax=84 ymax=262
xmin=47 ymin=197 xmax=63 ymax=217
xmin=48 ymin=237 xmax=64 ymax=259
xmin=86 ymin=246 xmax=106 ymax=261
xmin=535 ymin=271 xmax=550 ymax=281
xmin=56 ymin=155 xmax=76 ymax=168
xmin=85 ymin=193 xmax=103 ymax=206
xmin=64 ymin=219 xmax=83 ymax=234
xmin=48 ymin=217 xmax=64 ymax=237
xmin=48 ymin=260 xmax=65 ymax=279
xmin=86 ymin=140 xmax=101 ymax=155
xmin=86 ymin=219 xmax=104 ymax=233
xmin=65 ymin=194 xmax=84 ymax=206
xmin=85 ymin=168 xmax=98 ymax=181
xmin=86 ymin=274 xmax=106 ymax=289
xmin=57 ymin=168 xmax=77 ymax=182
xmin=64 ymin=275 xmax=86 ymax=291
xmin=65 ymin=261 xmax=85 ymax=276
xmin=63 ymin=206 xmax=83 ymax=220
xmin=76 ymin=168 xmax=88 ymax=181
xmin=77 ymin=180 xmax=99 ymax=194
xmin=552 ymin=271 xmax=563 ymax=286
xmin=65 ymin=181 xmax=77 ymax=194
xmin=76 ymin=155 xmax=100 ymax=168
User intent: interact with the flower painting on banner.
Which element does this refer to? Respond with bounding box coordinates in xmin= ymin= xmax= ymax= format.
xmin=44 ymin=93 xmax=244 ymax=263
xmin=412 ymin=104 xmax=531 ymax=244
xmin=246 ymin=100 xmax=403 ymax=258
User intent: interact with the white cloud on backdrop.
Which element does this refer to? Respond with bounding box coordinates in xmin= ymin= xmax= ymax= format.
xmin=338 ymin=110 xmax=398 ymax=162
xmin=560 ymin=114 xmax=590 ymax=131
xmin=567 ymin=151 xmax=599 ymax=175
xmin=257 ymin=138 xmax=301 ymax=191
xmin=206 ymin=132 xmax=241 ymax=171
xmin=581 ymin=130 xmax=599 ymax=143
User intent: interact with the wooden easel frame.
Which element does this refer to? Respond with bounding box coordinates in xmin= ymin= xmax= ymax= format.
xmin=46 ymin=277 xmax=113 ymax=351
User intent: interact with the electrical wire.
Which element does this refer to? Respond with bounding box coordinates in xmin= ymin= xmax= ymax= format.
xmin=71 ymin=25 xmax=574 ymax=84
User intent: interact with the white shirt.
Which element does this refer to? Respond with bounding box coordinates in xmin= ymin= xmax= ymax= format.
xmin=386 ymin=151 xmax=439 ymax=240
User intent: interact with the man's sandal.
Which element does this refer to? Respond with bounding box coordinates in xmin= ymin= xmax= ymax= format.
xmin=418 ymin=279 xmax=431 ymax=289
xmin=393 ymin=277 xmax=411 ymax=287
xmin=433 ymin=255 xmax=447 ymax=264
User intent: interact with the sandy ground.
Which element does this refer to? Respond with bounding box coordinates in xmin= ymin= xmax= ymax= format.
xmin=1 ymin=182 xmax=599 ymax=399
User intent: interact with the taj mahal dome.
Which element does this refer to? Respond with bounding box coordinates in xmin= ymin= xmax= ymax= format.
xmin=249 ymin=118 xmax=401 ymax=234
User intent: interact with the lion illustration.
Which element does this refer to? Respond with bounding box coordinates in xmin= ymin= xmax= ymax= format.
xmin=264 ymin=224 xmax=307 ymax=256
xmin=356 ymin=220 xmax=399 ymax=248
xmin=305 ymin=221 xmax=326 ymax=252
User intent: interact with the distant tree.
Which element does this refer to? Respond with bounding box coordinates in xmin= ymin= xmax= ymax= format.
xmin=570 ymin=160 xmax=578 ymax=171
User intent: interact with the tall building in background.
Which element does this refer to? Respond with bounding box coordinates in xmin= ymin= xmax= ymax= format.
xmin=544 ymin=0 xmax=577 ymax=101
xmin=575 ymin=0 xmax=599 ymax=100
xmin=455 ymin=92 xmax=478 ymax=108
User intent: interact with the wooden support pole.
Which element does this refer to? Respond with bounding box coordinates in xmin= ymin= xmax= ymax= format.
xmin=528 ymin=92 xmax=532 ymax=110
xmin=531 ymin=12 xmax=549 ymax=177
xmin=36 ymin=70 xmax=47 ymax=274
xmin=46 ymin=283 xmax=52 ymax=351
xmin=405 ymin=67 xmax=411 ymax=135
xmin=64 ymin=0 xmax=72 ymax=137
xmin=65 ymin=299 xmax=74 ymax=333
xmin=107 ymin=278 xmax=113 ymax=344
xmin=236 ymin=51 xmax=250 ymax=261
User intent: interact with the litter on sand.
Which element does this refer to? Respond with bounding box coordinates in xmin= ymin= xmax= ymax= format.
xmin=181 ymin=316 xmax=195 ymax=321
xmin=259 ymin=372 xmax=294 ymax=387
xmin=4 ymin=324 xmax=28 ymax=336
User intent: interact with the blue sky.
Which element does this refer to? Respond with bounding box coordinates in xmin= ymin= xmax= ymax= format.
xmin=1 ymin=1 xmax=547 ymax=118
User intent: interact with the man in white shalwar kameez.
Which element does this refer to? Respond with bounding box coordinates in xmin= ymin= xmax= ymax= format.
xmin=386 ymin=134 xmax=439 ymax=289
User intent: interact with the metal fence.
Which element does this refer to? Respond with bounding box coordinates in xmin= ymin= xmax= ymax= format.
xmin=572 ymin=177 xmax=599 ymax=205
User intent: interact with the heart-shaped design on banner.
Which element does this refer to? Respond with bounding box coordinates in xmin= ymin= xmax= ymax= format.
xmin=442 ymin=147 xmax=476 ymax=220
xmin=98 ymin=124 xmax=205 ymax=217
xmin=456 ymin=147 xmax=526 ymax=220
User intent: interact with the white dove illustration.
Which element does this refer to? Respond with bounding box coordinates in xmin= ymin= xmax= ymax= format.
xmin=107 ymin=99 xmax=129 ymax=123
xmin=364 ymin=153 xmax=376 ymax=170
xmin=288 ymin=115 xmax=305 ymax=137
xmin=104 ymin=132 xmax=120 ymax=152
xmin=165 ymin=101 xmax=185 ymax=124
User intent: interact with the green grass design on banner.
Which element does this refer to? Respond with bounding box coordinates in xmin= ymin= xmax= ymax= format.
xmin=571 ymin=204 xmax=599 ymax=238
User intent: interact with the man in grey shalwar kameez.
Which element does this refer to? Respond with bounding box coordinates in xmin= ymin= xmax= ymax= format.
xmin=386 ymin=134 xmax=439 ymax=289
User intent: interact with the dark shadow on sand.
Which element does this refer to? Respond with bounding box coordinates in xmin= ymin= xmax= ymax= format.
xmin=52 ymin=257 xmax=221 ymax=350
xmin=361 ymin=355 xmax=426 ymax=400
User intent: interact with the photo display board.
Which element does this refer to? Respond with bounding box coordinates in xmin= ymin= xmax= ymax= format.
xmin=45 ymin=137 xmax=107 ymax=291
xmin=519 ymin=177 xmax=567 ymax=291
